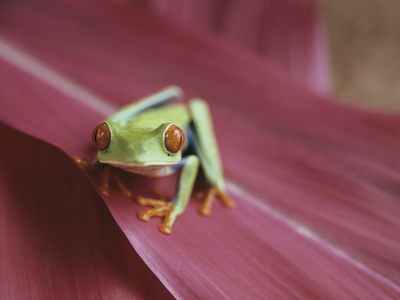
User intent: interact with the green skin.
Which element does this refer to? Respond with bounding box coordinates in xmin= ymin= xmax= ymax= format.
xmin=95 ymin=86 xmax=228 ymax=233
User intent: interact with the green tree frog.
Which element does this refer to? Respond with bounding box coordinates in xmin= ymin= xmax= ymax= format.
xmin=75 ymin=86 xmax=234 ymax=234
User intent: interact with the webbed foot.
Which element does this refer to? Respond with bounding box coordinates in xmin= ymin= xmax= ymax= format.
xmin=198 ymin=187 xmax=235 ymax=216
xmin=136 ymin=194 xmax=176 ymax=235
xmin=73 ymin=156 xmax=131 ymax=197
xmin=73 ymin=156 xmax=91 ymax=168
xmin=98 ymin=167 xmax=132 ymax=197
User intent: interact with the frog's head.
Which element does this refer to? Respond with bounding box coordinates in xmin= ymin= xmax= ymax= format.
xmin=92 ymin=121 xmax=186 ymax=168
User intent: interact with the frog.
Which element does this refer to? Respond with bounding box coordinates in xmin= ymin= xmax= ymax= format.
xmin=75 ymin=86 xmax=234 ymax=234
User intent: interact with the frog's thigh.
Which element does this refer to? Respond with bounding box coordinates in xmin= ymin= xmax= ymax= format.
xmin=188 ymin=99 xmax=225 ymax=191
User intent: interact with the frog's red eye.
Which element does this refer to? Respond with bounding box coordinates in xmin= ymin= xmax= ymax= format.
xmin=92 ymin=122 xmax=111 ymax=151
xmin=164 ymin=125 xmax=185 ymax=153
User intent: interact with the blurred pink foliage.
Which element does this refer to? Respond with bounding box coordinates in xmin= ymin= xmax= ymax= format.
xmin=142 ymin=0 xmax=329 ymax=92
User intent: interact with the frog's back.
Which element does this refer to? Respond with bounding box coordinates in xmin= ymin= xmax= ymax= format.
xmin=131 ymin=103 xmax=190 ymax=130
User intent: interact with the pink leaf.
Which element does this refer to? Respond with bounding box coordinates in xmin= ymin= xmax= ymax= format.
xmin=144 ymin=0 xmax=330 ymax=92
xmin=0 ymin=124 xmax=174 ymax=299
xmin=1 ymin=0 xmax=399 ymax=299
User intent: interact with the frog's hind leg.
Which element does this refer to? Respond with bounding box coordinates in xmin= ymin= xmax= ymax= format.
xmin=188 ymin=99 xmax=235 ymax=215
xmin=198 ymin=186 xmax=235 ymax=216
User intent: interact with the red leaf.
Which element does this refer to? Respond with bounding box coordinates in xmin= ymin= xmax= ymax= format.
xmin=0 ymin=124 xmax=173 ymax=299
xmin=1 ymin=0 xmax=399 ymax=298
xmin=144 ymin=0 xmax=330 ymax=92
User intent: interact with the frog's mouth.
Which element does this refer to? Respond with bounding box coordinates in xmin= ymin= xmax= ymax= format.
xmin=101 ymin=159 xmax=179 ymax=168
xmin=101 ymin=160 xmax=179 ymax=177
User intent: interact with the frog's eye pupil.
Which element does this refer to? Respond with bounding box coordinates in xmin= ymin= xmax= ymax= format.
xmin=92 ymin=122 xmax=111 ymax=151
xmin=164 ymin=125 xmax=185 ymax=153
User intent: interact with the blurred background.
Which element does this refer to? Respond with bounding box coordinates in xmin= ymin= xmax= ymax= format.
xmin=144 ymin=0 xmax=400 ymax=112
xmin=321 ymin=0 xmax=400 ymax=112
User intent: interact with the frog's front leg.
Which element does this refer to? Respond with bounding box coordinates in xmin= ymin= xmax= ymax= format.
xmin=188 ymin=100 xmax=235 ymax=215
xmin=73 ymin=156 xmax=132 ymax=197
xmin=136 ymin=155 xmax=199 ymax=235
xmin=97 ymin=166 xmax=132 ymax=197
